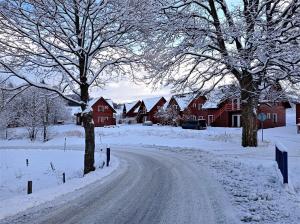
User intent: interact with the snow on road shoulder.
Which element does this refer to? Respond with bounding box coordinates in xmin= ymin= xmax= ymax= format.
xmin=173 ymin=148 xmax=300 ymax=224
xmin=0 ymin=149 xmax=119 ymax=220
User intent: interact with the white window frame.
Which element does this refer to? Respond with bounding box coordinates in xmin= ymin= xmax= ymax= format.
xmin=193 ymin=103 xmax=197 ymax=108
xmin=192 ymin=115 xmax=197 ymax=121
xmin=198 ymin=116 xmax=204 ymax=120
xmin=272 ymin=113 xmax=278 ymax=123
xmin=267 ymin=113 xmax=271 ymax=119
xmin=232 ymin=98 xmax=241 ymax=110
xmin=198 ymin=103 xmax=202 ymax=110
xmin=208 ymin=115 xmax=214 ymax=125
xmin=98 ymin=105 xmax=105 ymax=112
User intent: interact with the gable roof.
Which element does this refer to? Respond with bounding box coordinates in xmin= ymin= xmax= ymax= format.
xmin=142 ymin=97 xmax=165 ymax=112
xmin=88 ymin=97 xmax=116 ymax=113
xmin=202 ymin=85 xmax=239 ymax=109
xmin=124 ymin=100 xmax=141 ymax=113
xmin=172 ymin=92 xmax=197 ymax=111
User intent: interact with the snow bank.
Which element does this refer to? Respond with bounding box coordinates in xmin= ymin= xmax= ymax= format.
xmin=0 ymin=149 xmax=119 ymax=219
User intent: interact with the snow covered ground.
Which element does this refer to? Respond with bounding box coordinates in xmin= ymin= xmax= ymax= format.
xmin=1 ymin=108 xmax=300 ymax=223
xmin=0 ymin=149 xmax=118 ymax=219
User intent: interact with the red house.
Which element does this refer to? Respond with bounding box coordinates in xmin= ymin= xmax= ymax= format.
xmin=90 ymin=97 xmax=116 ymax=127
xmin=137 ymin=97 xmax=167 ymax=123
xmin=75 ymin=97 xmax=116 ymax=127
xmin=168 ymin=85 xmax=291 ymax=128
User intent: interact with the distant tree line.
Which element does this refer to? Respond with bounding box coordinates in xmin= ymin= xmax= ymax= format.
xmin=0 ymin=82 xmax=69 ymax=141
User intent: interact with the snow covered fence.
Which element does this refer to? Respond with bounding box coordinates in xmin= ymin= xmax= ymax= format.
xmin=275 ymin=143 xmax=288 ymax=184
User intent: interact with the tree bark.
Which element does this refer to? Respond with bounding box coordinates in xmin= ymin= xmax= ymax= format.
xmin=82 ymin=111 xmax=95 ymax=174
xmin=240 ymin=75 xmax=258 ymax=147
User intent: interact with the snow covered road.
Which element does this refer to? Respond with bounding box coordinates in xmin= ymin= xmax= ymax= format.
xmin=0 ymin=148 xmax=239 ymax=224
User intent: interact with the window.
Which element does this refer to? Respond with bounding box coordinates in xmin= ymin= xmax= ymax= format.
xmin=98 ymin=116 xmax=109 ymax=123
xmin=105 ymin=106 xmax=108 ymax=109
xmin=267 ymin=113 xmax=271 ymax=119
xmin=192 ymin=115 xmax=197 ymax=121
xmin=208 ymin=115 xmax=214 ymax=126
xmin=198 ymin=104 xmax=202 ymax=110
xmin=272 ymin=113 xmax=278 ymax=123
xmin=198 ymin=116 xmax=204 ymax=120
xmin=98 ymin=106 xmax=105 ymax=112
xmin=173 ymin=105 xmax=179 ymax=110
xmin=193 ymin=103 xmax=197 ymax=108
xmin=232 ymin=98 xmax=241 ymax=110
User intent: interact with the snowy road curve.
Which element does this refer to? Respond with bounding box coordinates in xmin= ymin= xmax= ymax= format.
xmin=0 ymin=148 xmax=240 ymax=224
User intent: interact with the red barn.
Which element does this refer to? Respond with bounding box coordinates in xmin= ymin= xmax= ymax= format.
xmin=137 ymin=97 xmax=167 ymax=123
xmin=168 ymin=85 xmax=290 ymax=128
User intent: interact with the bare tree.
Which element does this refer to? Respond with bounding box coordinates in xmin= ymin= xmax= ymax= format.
xmin=142 ymin=0 xmax=300 ymax=147
xmin=0 ymin=0 xmax=143 ymax=173
xmin=155 ymin=106 xmax=180 ymax=126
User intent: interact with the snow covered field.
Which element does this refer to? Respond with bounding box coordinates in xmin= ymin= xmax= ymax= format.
xmin=1 ymin=108 xmax=300 ymax=223
xmin=0 ymin=149 xmax=118 ymax=219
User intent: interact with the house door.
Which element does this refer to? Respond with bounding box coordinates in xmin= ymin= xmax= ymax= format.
xmin=208 ymin=115 xmax=214 ymax=126
xmin=232 ymin=115 xmax=241 ymax=127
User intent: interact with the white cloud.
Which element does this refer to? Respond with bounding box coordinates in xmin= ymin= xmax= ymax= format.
xmin=90 ymin=80 xmax=171 ymax=103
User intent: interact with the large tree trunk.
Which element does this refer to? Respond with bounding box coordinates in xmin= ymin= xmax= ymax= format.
xmin=82 ymin=111 xmax=95 ymax=174
xmin=240 ymin=75 xmax=258 ymax=147
xmin=80 ymin=78 xmax=95 ymax=174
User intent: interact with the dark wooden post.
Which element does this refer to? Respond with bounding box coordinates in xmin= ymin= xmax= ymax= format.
xmin=27 ymin=181 xmax=32 ymax=194
xmin=63 ymin=173 xmax=66 ymax=183
xmin=106 ymin=148 xmax=110 ymax=167
xmin=275 ymin=147 xmax=279 ymax=168
xmin=26 ymin=159 xmax=29 ymax=167
xmin=64 ymin=137 xmax=66 ymax=151
xmin=283 ymin=151 xmax=288 ymax=184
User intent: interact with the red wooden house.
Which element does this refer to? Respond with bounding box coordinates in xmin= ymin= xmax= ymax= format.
xmin=168 ymin=85 xmax=291 ymax=128
xmin=75 ymin=97 xmax=116 ymax=127
xmin=137 ymin=97 xmax=167 ymax=123
xmin=90 ymin=97 xmax=116 ymax=127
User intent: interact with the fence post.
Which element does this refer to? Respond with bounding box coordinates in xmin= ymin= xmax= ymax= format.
xmin=283 ymin=151 xmax=288 ymax=184
xmin=64 ymin=137 xmax=67 ymax=151
xmin=27 ymin=181 xmax=32 ymax=194
xmin=26 ymin=159 xmax=29 ymax=167
xmin=106 ymin=148 xmax=110 ymax=167
xmin=63 ymin=172 xmax=66 ymax=183
xmin=275 ymin=147 xmax=279 ymax=168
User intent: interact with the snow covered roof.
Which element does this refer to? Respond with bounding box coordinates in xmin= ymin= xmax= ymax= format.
xmin=105 ymin=99 xmax=115 ymax=110
xmin=134 ymin=105 xmax=140 ymax=113
xmin=142 ymin=97 xmax=164 ymax=111
xmin=172 ymin=93 xmax=197 ymax=111
xmin=124 ymin=101 xmax=140 ymax=113
xmin=202 ymin=85 xmax=239 ymax=109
